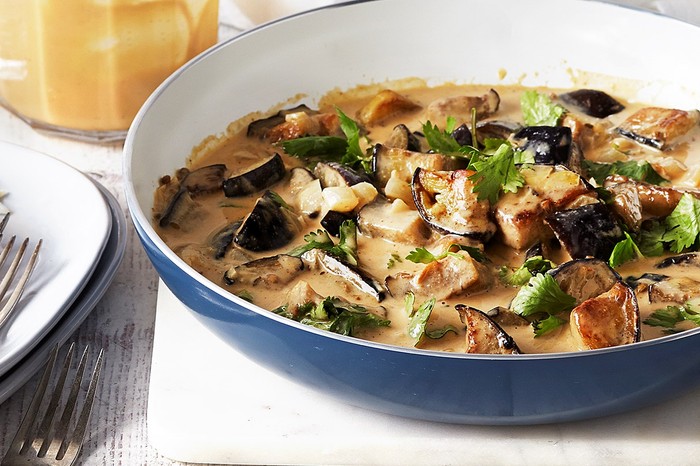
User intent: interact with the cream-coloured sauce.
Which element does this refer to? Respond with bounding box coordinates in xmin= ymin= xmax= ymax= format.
xmin=154 ymin=80 xmax=700 ymax=354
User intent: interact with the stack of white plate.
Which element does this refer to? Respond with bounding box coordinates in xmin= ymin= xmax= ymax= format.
xmin=0 ymin=141 xmax=126 ymax=403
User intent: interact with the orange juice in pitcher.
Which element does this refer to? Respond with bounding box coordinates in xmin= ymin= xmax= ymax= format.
xmin=0 ymin=0 xmax=219 ymax=142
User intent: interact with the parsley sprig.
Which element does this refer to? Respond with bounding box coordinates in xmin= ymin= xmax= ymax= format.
xmin=405 ymin=244 xmax=486 ymax=264
xmin=467 ymin=142 xmax=527 ymax=203
xmin=287 ymin=220 xmax=359 ymax=266
xmin=404 ymin=292 xmax=457 ymax=346
xmin=499 ymin=255 xmax=556 ymax=287
xmin=520 ymin=90 xmax=566 ymax=126
xmin=644 ymin=303 xmax=700 ymax=334
xmin=510 ymin=273 xmax=576 ymax=336
xmin=583 ymin=160 xmax=666 ymax=186
xmin=608 ymin=231 xmax=644 ymax=268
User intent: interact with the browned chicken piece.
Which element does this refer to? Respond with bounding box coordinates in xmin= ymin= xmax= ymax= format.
xmin=425 ymin=89 xmax=500 ymax=126
xmin=357 ymin=89 xmax=421 ymax=126
xmin=616 ymin=107 xmax=700 ymax=150
xmin=648 ymin=277 xmax=700 ymax=304
xmin=493 ymin=165 xmax=595 ymax=250
xmin=457 ymin=305 xmax=521 ymax=354
xmin=561 ymin=113 xmax=612 ymax=154
xmin=569 ymin=282 xmax=640 ymax=350
xmin=266 ymin=111 xmax=340 ymax=142
xmin=604 ymin=174 xmax=688 ymax=218
xmin=408 ymin=250 xmax=493 ymax=300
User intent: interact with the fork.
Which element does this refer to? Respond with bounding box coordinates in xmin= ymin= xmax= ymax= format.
xmin=2 ymin=344 xmax=104 ymax=466
xmin=0 ymin=235 xmax=42 ymax=328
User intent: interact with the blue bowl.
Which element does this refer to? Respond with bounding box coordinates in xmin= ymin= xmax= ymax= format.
xmin=124 ymin=0 xmax=700 ymax=424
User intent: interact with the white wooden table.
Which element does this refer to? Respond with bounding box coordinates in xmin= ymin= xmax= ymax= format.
xmin=0 ymin=1 xmax=697 ymax=465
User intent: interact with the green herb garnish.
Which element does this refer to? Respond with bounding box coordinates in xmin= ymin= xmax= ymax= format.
xmin=608 ymin=231 xmax=644 ymax=268
xmin=583 ymin=160 xmax=666 ymax=186
xmin=467 ymin=142 xmax=525 ymax=203
xmin=499 ymin=255 xmax=556 ymax=287
xmin=276 ymin=297 xmax=390 ymax=336
xmin=406 ymin=244 xmax=485 ymax=264
xmin=644 ymin=303 xmax=700 ymax=334
xmin=405 ymin=294 xmax=457 ymax=345
xmin=287 ymin=220 xmax=359 ymax=266
xmin=520 ymin=90 xmax=566 ymax=126
xmin=422 ymin=118 xmax=464 ymax=155
xmin=532 ymin=314 xmax=567 ymax=337
xmin=511 ymin=273 xmax=577 ymax=318
xmin=664 ymin=193 xmax=700 ymax=253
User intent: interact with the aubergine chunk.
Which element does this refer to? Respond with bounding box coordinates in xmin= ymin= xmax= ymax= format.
xmin=223 ymin=254 xmax=305 ymax=286
xmin=386 ymin=250 xmax=493 ymax=301
xmin=209 ymin=220 xmax=242 ymax=259
xmin=512 ymin=126 xmax=573 ymax=166
xmin=616 ymin=107 xmax=700 ymax=150
xmin=655 ymin=252 xmax=700 ymax=268
xmin=450 ymin=124 xmax=473 ymax=146
xmin=301 ymin=249 xmax=386 ymax=302
xmin=559 ymin=89 xmax=625 ymax=118
xmin=456 ymin=305 xmax=521 ymax=355
xmin=548 ymin=258 xmax=620 ymax=305
xmin=372 ymin=143 xmax=464 ymax=187
xmin=475 ymin=120 xmax=523 ymax=146
xmin=384 ymin=124 xmax=424 ymax=152
xmin=412 ymin=168 xmax=497 ymax=241
xmin=313 ymin=161 xmax=370 ymax=188
xmin=425 ymin=89 xmax=500 ymax=126
xmin=603 ymin=175 xmax=685 ymax=218
xmin=545 ymin=203 xmax=624 ymax=260
xmin=234 ymin=191 xmax=304 ymax=252
xmin=569 ymin=282 xmax=640 ymax=350
xmin=605 ymin=181 xmax=643 ymax=231
xmin=357 ymin=197 xmax=431 ymax=245
xmin=284 ymin=280 xmax=324 ymax=318
xmin=357 ymin=89 xmax=421 ymax=126
xmin=320 ymin=210 xmax=354 ymax=237
xmin=247 ymin=104 xmax=319 ymax=138
xmin=222 ymin=153 xmax=286 ymax=197
xmin=157 ymin=164 xmax=228 ymax=228
xmin=648 ymin=277 xmax=700 ymax=304
xmin=287 ymin=167 xmax=317 ymax=196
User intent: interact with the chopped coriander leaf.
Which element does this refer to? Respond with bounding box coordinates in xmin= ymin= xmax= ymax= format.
xmin=387 ymin=252 xmax=402 ymax=269
xmin=295 ymin=297 xmax=390 ymax=336
xmin=406 ymin=296 xmax=457 ymax=346
xmin=467 ymin=142 xmax=525 ymax=203
xmin=532 ymin=314 xmax=567 ymax=337
xmin=404 ymin=291 xmax=416 ymax=316
xmin=281 ymin=136 xmax=348 ymax=160
xmin=608 ymin=232 xmax=644 ymax=268
xmin=643 ymin=305 xmax=684 ymax=330
xmin=583 ymin=160 xmax=666 ymax=186
xmin=422 ymin=120 xmax=464 ymax=155
xmin=520 ymin=90 xmax=566 ymax=126
xmin=406 ymin=244 xmax=486 ymax=264
xmin=511 ymin=273 xmax=577 ymax=317
xmin=664 ymin=193 xmax=700 ymax=253
xmin=499 ymin=255 xmax=556 ymax=287
xmin=287 ymin=220 xmax=359 ymax=265
xmin=638 ymin=220 xmax=666 ymax=257
xmin=680 ymin=303 xmax=700 ymax=326
xmin=236 ymin=290 xmax=254 ymax=303
xmin=336 ymin=107 xmax=372 ymax=172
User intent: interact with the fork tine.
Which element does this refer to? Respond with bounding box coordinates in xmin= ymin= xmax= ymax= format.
xmin=0 ymin=212 xmax=9 ymax=236
xmin=10 ymin=345 xmax=59 ymax=456
xmin=56 ymin=347 xmax=103 ymax=461
xmin=0 ymin=238 xmax=41 ymax=328
xmin=35 ymin=343 xmax=76 ymax=458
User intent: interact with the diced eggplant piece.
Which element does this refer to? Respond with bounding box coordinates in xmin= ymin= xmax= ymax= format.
xmin=485 ymin=305 xmax=530 ymax=327
xmin=451 ymin=124 xmax=472 ymax=146
xmin=386 ymin=250 xmax=493 ymax=301
xmin=288 ymin=167 xmax=317 ymax=197
xmin=520 ymin=165 xmax=593 ymax=208
xmin=616 ymin=107 xmax=700 ymax=150
xmin=625 ymin=272 xmax=668 ymax=290
xmin=456 ymin=305 xmax=521 ymax=354
xmin=247 ymin=104 xmax=318 ymax=139
xmin=647 ymin=274 xmax=700 ymax=303
xmin=384 ymin=124 xmax=423 ymax=152
xmin=570 ymin=281 xmax=640 ymax=350
xmin=320 ymin=210 xmax=354 ymax=237
xmin=604 ymin=175 xmax=684 ymax=218
xmin=357 ymin=89 xmax=421 ymax=126
xmin=559 ymin=89 xmax=625 ymax=118
xmin=313 ymin=161 xmax=370 ymax=188
xmin=604 ymin=181 xmax=643 ymax=231
xmin=357 ymin=197 xmax=431 ymax=245
xmin=548 ymin=258 xmax=620 ymax=304
xmin=302 ymin=249 xmax=386 ymax=302
xmin=234 ymin=191 xmax=304 ymax=252
xmin=426 ymin=89 xmax=500 ymax=125
xmin=476 ymin=120 xmax=522 ymax=145
xmin=545 ymin=203 xmax=624 ymax=260
xmin=372 ymin=143 xmax=464 ymax=187
xmin=412 ymin=168 xmax=497 ymax=241
xmin=512 ymin=126 xmax=573 ymax=166
xmin=222 ymin=153 xmax=286 ymax=197
xmin=158 ymin=164 xmax=228 ymax=228
xmin=209 ymin=220 xmax=242 ymax=259
xmin=223 ymin=254 xmax=305 ymax=286
xmin=655 ymin=253 xmax=700 ymax=268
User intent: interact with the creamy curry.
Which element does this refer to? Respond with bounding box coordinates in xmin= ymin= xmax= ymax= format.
xmin=153 ymin=80 xmax=700 ymax=354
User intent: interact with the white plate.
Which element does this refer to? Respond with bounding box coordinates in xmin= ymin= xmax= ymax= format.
xmin=0 ymin=180 xmax=125 ymax=404
xmin=0 ymin=141 xmax=111 ymax=376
